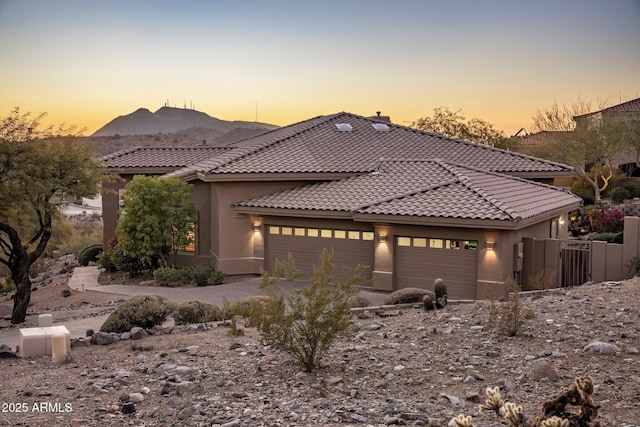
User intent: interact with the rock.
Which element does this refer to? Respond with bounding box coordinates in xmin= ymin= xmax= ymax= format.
xmin=121 ymin=402 xmax=136 ymax=414
xmin=120 ymin=332 xmax=131 ymax=340
xmin=527 ymin=360 xmax=559 ymax=382
xmin=90 ymin=331 xmax=114 ymax=345
xmin=440 ymin=393 xmax=465 ymax=406
xmin=61 ymin=289 xmax=71 ymax=297
xmin=583 ymin=341 xmax=622 ymax=354
xmin=130 ymin=327 xmax=148 ymax=340
xmin=0 ymin=344 xmax=18 ymax=358
xmin=128 ymin=392 xmax=144 ymax=403
xmin=86 ymin=329 xmax=94 ymax=337
xmin=70 ymin=338 xmax=90 ymax=348
xmin=168 ymin=396 xmax=184 ymax=408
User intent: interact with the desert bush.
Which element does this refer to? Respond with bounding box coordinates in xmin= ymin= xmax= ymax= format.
xmin=626 ymin=256 xmax=640 ymax=276
xmin=527 ymin=269 xmax=557 ymax=290
xmin=78 ymin=243 xmax=103 ymax=266
xmin=384 ymin=287 xmax=434 ymax=305
xmin=570 ymin=178 xmax=595 ymax=205
xmin=347 ymin=294 xmax=371 ymax=308
xmin=273 ymin=252 xmax=304 ymax=281
xmin=220 ymin=297 xmax=262 ymax=321
xmin=488 ymin=279 xmax=526 ymax=337
xmin=173 ymin=300 xmax=221 ymax=325
xmin=100 ymin=294 xmax=177 ymax=333
xmin=0 ymin=277 xmax=15 ymax=294
xmin=253 ymin=249 xmax=368 ymax=372
xmin=610 ymin=186 xmax=631 ymax=204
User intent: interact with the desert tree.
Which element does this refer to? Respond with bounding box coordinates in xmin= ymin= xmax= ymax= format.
xmin=528 ymin=99 xmax=622 ymax=203
xmin=411 ymin=107 xmax=514 ymax=149
xmin=0 ymin=108 xmax=103 ymax=323
xmin=116 ymin=175 xmax=197 ymax=268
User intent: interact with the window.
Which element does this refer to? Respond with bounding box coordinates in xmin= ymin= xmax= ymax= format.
xmin=463 ymin=240 xmax=478 ymax=250
xmin=269 ymin=226 xmax=280 ymax=235
xmin=281 ymin=227 xmax=293 ymax=236
xmin=348 ymin=231 xmax=360 ymax=240
xmin=413 ymin=238 xmax=427 ymax=248
xmin=362 ymin=232 xmax=374 ymax=241
xmin=295 ymin=228 xmax=305 ymax=236
xmin=321 ymin=229 xmax=332 ymax=238
xmin=447 ymin=239 xmax=460 ymax=250
xmin=334 ymin=230 xmax=346 ymax=239
xmin=307 ymin=228 xmax=319 ymax=237
xmin=175 ymin=224 xmax=196 ymax=252
xmin=372 ymin=123 xmax=389 ymax=131
xmin=397 ymin=237 xmax=411 ymax=246
xmin=429 ymin=239 xmax=444 ymax=249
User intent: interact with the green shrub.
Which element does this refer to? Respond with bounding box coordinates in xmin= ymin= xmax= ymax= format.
xmin=220 ymin=297 xmax=262 ymax=320
xmin=590 ymin=232 xmax=624 ymax=243
xmin=151 ymin=267 xmax=226 ymax=286
xmin=173 ymin=300 xmax=221 ymax=325
xmin=78 ymin=244 xmax=103 ymax=266
xmin=152 ymin=267 xmax=187 ymax=285
xmin=100 ymin=294 xmax=177 ymax=333
xmin=98 ymin=237 xmax=151 ymax=275
xmin=253 ymin=249 xmax=368 ymax=372
xmin=384 ymin=287 xmax=435 ymax=305
xmin=610 ymin=186 xmax=631 ymax=204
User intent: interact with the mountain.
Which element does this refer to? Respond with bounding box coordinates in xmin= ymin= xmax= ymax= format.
xmin=92 ymin=106 xmax=277 ymax=137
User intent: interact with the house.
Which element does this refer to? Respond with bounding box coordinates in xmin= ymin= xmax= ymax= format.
xmin=574 ymin=97 xmax=640 ymax=175
xmin=101 ymin=112 xmax=581 ymax=299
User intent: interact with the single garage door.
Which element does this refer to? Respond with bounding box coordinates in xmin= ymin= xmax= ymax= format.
xmin=266 ymin=225 xmax=375 ymax=282
xmin=395 ymin=236 xmax=477 ymax=300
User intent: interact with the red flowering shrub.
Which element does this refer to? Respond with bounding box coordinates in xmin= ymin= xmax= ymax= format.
xmin=590 ymin=207 xmax=625 ymax=233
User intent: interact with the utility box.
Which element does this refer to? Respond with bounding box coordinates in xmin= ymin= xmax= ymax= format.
xmin=513 ymin=242 xmax=524 ymax=272
xmin=18 ymin=326 xmax=70 ymax=358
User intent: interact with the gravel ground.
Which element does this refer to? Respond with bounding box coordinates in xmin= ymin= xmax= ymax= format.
xmin=0 ymin=268 xmax=639 ymax=426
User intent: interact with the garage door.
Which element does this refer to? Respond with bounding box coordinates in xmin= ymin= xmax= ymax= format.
xmin=395 ymin=236 xmax=477 ymax=300
xmin=266 ymin=226 xmax=374 ymax=282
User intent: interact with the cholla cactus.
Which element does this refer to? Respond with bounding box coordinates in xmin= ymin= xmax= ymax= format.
xmin=541 ymin=416 xmax=569 ymax=427
xmin=504 ymin=402 xmax=524 ymax=426
xmin=479 ymin=386 xmax=505 ymax=416
xmin=449 ymin=414 xmax=475 ymax=427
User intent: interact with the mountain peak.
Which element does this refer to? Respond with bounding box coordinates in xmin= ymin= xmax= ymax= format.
xmin=92 ymin=106 xmax=276 ymax=137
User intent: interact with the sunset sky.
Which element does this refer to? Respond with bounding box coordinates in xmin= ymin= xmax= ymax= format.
xmin=0 ymin=0 xmax=638 ymax=136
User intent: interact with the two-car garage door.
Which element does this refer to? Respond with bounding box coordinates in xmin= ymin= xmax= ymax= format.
xmin=265 ymin=225 xmax=374 ymax=282
xmin=395 ymin=236 xmax=478 ymax=300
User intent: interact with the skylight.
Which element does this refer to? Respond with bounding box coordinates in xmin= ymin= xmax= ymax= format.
xmin=335 ymin=123 xmax=353 ymax=132
xmin=372 ymin=123 xmax=390 ymax=131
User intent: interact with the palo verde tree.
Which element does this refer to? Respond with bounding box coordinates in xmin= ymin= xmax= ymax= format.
xmin=0 ymin=108 xmax=103 ymax=323
xmin=116 ymin=175 xmax=197 ymax=268
xmin=411 ymin=107 xmax=514 ymax=149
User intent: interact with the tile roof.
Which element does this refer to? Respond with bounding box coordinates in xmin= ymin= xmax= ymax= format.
xmin=100 ymin=146 xmax=233 ymax=169
xmin=233 ymin=160 xmax=582 ymax=224
xmin=205 ymin=112 xmax=571 ymax=175
xmin=574 ymin=97 xmax=640 ymax=118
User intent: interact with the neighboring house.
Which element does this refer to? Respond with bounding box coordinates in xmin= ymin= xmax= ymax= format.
xmin=574 ymin=97 xmax=640 ymax=174
xmin=101 ymin=112 xmax=581 ymax=299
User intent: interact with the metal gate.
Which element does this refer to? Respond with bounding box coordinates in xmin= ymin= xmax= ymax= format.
xmin=560 ymin=241 xmax=591 ymax=287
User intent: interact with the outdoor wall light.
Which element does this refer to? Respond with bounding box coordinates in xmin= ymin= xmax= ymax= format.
xmin=559 ymin=216 xmax=565 ymax=227
xmin=485 ymin=241 xmax=495 ymax=250
xmin=252 ymin=218 xmax=262 ymax=232
xmin=378 ymin=233 xmax=388 ymax=243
